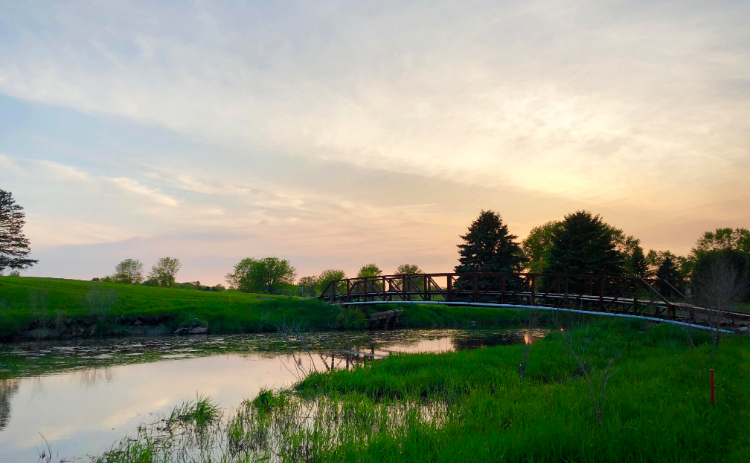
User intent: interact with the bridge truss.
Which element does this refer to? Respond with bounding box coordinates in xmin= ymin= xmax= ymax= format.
xmin=319 ymin=272 xmax=750 ymax=330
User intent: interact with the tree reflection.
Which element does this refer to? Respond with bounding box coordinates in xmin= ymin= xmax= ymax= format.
xmin=0 ymin=379 xmax=20 ymax=430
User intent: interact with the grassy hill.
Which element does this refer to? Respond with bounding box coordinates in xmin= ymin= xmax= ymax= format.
xmin=0 ymin=276 xmax=337 ymax=339
xmin=0 ymin=276 xmax=538 ymax=340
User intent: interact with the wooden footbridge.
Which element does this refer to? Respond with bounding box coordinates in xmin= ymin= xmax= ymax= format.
xmin=320 ymin=273 xmax=750 ymax=331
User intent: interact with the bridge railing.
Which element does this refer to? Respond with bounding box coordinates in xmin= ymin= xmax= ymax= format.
xmin=319 ymin=272 xmax=697 ymax=318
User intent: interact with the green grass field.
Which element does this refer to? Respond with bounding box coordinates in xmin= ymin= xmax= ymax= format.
xmin=96 ymin=319 xmax=750 ymax=462
xmin=0 ymin=276 xmax=538 ymax=340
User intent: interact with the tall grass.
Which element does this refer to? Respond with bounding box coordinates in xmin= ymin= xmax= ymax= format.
xmin=92 ymin=320 xmax=750 ymax=462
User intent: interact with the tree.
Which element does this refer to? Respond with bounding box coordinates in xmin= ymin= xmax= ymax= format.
xmin=226 ymin=257 xmax=296 ymax=294
xmin=610 ymin=232 xmax=646 ymax=277
xmin=656 ymin=256 xmax=683 ymax=297
xmin=112 ymin=259 xmax=144 ymax=284
xmin=298 ymin=276 xmax=319 ymax=297
xmin=694 ymin=254 xmax=748 ymax=346
xmin=692 ymin=228 xmax=750 ymax=255
xmin=544 ymin=211 xmax=624 ymax=277
xmin=522 ymin=221 xmax=562 ymax=274
xmin=316 ymin=269 xmax=346 ymax=295
xmin=629 ymin=246 xmax=649 ymax=279
xmin=394 ymin=264 xmax=423 ymax=275
xmin=148 ymin=257 xmax=181 ymax=287
xmin=357 ymin=263 xmax=382 ymax=278
xmin=646 ymin=250 xmax=689 ymax=280
xmin=0 ymin=189 xmax=37 ymax=272
xmin=455 ymin=210 xmax=525 ymax=274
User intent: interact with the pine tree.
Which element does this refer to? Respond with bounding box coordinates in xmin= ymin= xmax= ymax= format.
xmin=544 ymin=211 xmax=624 ymax=277
xmin=630 ymin=246 xmax=649 ymax=278
xmin=656 ymin=256 xmax=683 ymax=298
xmin=455 ymin=210 xmax=525 ymax=274
xmin=0 ymin=189 xmax=38 ymax=272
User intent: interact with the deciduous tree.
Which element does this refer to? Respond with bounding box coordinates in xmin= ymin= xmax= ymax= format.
xmin=522 ymin=221 xmax=561 ymax=274
xmin=316 ymin=269 xmax=346 ymax=295
xmin=298 ymin=276 xmax=319 ymax=297
xmin=113 ymin=259 xmax=144 ymax=284
xmin=226 ymin=257 xmax=296 ymax=294
xmin=394 ymin=264 xmax=423 ymax=275
xmin=148 ymin=257 xmax=181 ymax=287
xmin=357 ymin=263 xmax=382 ymax=278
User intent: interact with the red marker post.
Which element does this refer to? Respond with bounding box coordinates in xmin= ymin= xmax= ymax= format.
xmin=710 ymin=369 xmax=715 ymax=406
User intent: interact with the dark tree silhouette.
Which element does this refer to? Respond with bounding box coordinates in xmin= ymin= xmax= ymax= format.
xmin=0 ymin=189 xmax=37 ymax=272
xmin=455 ymin=210 xmax=525 ymax=274
xmin=544 ymin=211 xmax=624 ymax=278
xmin=630 ymin=246 xmax=649 ymax=278
xmin=656 ymin=256 xmax=683 ymax=297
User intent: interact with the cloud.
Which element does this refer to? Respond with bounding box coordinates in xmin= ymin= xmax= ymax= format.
xmin=108 ymin=177 xmax=180 ymax=207
xmin=1 ymin=0 xmax=748 ymax=206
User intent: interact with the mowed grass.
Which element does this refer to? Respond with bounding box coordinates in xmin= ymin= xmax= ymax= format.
xmin=0 ymin=276 xmax=338 ymax=338
xmin=0 ymin=277 xmax=535 ymax=340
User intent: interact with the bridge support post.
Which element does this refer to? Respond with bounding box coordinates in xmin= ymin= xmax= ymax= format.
xmin=473 ymin=274 xmax=478 ymax=302
xmin=447 ymin=276 xmax=453 ymax=302
xmin=500 ymin=275 xmax=505 ymax=304
xmin=599 ymin=277 xmax=604 ymax=311
xmin=531 ymin=275 xmax=536 ymax=306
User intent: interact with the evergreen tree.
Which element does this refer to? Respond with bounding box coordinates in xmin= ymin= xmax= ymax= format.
xmin=629 ymin=246 xmax=649 ymax=278
xmin=0 ymin=189 xmax=37 ymax=272
xmin=656 ymin=256 xmax=683 ymax=298
xmin=544 ymin=211 xmax=624 ymax=277
xmin=455 ymin=210 xmax=525 ymax=274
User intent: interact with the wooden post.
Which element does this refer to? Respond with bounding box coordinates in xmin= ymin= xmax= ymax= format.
xmin=447 ymin=275 xmax=453 ymax=302
xmin=472 ymin=274 xmax=478 ymax=302
xmin=402 ymin=276 xmax=407 ymax=301
xmin=599 ymin=277 xmax=604 ymax=311
xmin=424 ymin=275 xmax=428 ymax=301
xmin=531 ymin=275 xmax=536 ymax=306
xmin=347 ymin=280 xmax=351 ymax=303
xmin=633 ymin=280 xmax=638 ymax=314
xmin=382 ymin=276 xmax=386 ymax=302
xmin=500 ymin=275 xmax=506 ymax=304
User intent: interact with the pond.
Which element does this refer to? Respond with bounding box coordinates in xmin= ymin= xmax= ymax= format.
xmin=0 ymin=328 xmax=548 ymax=462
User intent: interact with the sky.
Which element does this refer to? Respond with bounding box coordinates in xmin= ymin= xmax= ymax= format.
xmin=1 ymin=0 xmax=749 ymax=285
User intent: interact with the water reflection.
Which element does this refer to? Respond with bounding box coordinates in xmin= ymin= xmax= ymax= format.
xmin=451 ymin=329 xmax=547 ymax=350
xmin=0 ymin=328 xmax=549 ymax=462
xmin=0 ymin=380 xmax=19 ymax=430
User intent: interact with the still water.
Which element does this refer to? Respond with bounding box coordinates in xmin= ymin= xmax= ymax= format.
xmin=0 ymin=328 xmax=546 ymax=462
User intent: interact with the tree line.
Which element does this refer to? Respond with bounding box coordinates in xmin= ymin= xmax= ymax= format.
xmin=455 ymin=209 xmax=749 ymax=300
xmin=2 ymin=187 xmax=747 ymax=301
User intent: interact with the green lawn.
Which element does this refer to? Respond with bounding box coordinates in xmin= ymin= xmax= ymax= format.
xmin=0 ymin=277 xmax=539 ymax=340
xmin=0 ymin=275 xmax=337 ymax=339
